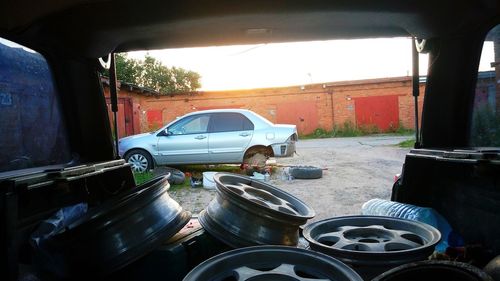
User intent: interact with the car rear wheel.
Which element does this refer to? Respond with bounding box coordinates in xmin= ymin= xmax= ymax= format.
xmin=243 ymin=146 xmax=273 ymax=168
xmin=125 ymin=149 xmax=153 ymax=172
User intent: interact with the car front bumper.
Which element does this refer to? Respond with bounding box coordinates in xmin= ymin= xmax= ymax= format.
xmin=271 ymin=141 xmax=296 ymax=157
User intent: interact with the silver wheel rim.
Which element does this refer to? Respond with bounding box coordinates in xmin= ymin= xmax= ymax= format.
xmin=128 ymin=153 xmax=149 ymax=172
xmin=199 ymin=173 xmax=315 ymax=248
xmin=304 ymin=216 xmax=440 ymax=256
xmin=183 ymin=246 xmax=363 ymax=281
xmin=313 ymin=224 xmax=427 ymax=252
xmin=47 ymin=176 xmax=191 ymax=277
xmin=303 ymin=216 xmax=441 ymax=279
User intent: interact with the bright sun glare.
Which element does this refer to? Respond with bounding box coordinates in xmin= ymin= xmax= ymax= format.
xmin=128 ymin=38 xmax=494 ymax=91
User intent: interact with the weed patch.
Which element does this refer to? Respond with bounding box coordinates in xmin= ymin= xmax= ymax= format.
xmin=133 ymin=171 xmax=154 ymax=185
xmin=302 ymin=121 xmax=414 ymax=139
xmin=168 ymin=177 xmax=191 ymax=191
xmin=398 ymin=139 xmax=416 ymax=148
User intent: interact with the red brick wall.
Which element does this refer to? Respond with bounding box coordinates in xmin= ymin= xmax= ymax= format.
xmin=104 ymin=76 xmax=425 ymax=136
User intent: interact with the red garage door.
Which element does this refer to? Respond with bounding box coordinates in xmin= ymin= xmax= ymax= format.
xmin=147 ymin=110 xmax=163 ymax=131
xmin=106 ymin=97 xmax=135 ymax=138
xmin=276 ymin=101 xmax=319 ymax=135
xmin=354 ymin=95 xmax=399 ymax=132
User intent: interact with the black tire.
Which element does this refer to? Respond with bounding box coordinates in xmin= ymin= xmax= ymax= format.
xmin=163 ymin=167 xmax=186 ymax=185
xmin=289 ymin=166 xmax=323 ymax=179
xmin=125 ymin=149 xmax=153 ymax=173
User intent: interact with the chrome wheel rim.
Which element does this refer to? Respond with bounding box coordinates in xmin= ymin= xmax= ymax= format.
xmin=128 ymin=154 xmax=149 ymax=172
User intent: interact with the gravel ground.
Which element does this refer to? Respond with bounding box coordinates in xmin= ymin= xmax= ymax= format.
xmin=168 ymin=135 xmax=413 ymax=222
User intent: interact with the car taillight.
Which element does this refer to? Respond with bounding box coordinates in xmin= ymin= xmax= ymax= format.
xmin=394 ymin=173 xmax=401 ymax=183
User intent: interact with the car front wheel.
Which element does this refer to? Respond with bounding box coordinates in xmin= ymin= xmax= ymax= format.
xmin=125 ymin=149 xmax=153 ymax=172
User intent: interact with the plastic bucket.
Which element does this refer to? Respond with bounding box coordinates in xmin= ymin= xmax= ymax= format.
xmin=203 ymin=172 xmax=217 ymax=189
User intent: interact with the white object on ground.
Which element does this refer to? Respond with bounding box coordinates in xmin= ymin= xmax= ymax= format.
xmin=251 ymin=172 xmax=266 ymax=181
xmin=203 ymin=172 xmax=217 ymax=189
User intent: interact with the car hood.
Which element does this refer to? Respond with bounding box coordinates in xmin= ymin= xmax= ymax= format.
xmin=120 ymin=132 xmax=155 ymax=142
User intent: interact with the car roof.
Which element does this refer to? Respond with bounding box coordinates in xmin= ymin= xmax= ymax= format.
xmin=1 ymin=0 xmax=498 ymax=57
xmin=184 ymin=109 xmax=254 ymax=116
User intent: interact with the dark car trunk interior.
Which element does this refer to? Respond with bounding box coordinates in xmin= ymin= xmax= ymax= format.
xmin=393 ymin=150 xmax=500 ymax=261
xmin=1 ymin=0 xmax=500 ymax=280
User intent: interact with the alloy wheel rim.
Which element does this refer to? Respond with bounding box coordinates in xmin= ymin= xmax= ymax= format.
xmin=303 ymin=216 xmax=440 ymax=265
xmin=372 ymin=260 xmax=494 ymax=281
xmin=183 ymin=246 xmax=363 ymax=281
xmin=46 ymin=176 xmax=191 ymax=277
xmin=199 ymin=173 xmax=315 ymax=248
xmin=312 ymin=224 xmax=427 ymax=252
xmin=223 ymin=181 xmax=303 ymax=215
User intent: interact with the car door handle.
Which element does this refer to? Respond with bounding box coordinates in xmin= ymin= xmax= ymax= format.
xmin=195 ymin=135 xmax=207 ymax=140
xmin=239 ymin=133 xmax=251 ymax=137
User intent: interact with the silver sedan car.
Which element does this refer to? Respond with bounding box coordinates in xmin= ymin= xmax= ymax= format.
xmin=118 ymin=109 xmax=298 ymax=172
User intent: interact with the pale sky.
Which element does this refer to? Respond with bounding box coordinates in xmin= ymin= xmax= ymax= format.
xmin=0 ymin=36 xmax=494 ymax=91
xmin=127 ymin=38 xmax=493 ymax=91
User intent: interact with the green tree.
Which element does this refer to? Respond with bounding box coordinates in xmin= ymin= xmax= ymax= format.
xmin=114 ymin=53 xmax=142 ymax=85
xmin=109 ymin=53 xmax=201 ymax=94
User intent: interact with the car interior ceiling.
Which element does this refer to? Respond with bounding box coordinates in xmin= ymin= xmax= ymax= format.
xmin=0 ymin=0 xmax=497 ymax=55
xmin=2 ymin=0 xmax=500 ymax=280
xmin=0 ymin=0 xmax=498 ymax=155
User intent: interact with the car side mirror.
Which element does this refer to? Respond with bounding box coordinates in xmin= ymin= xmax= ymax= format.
xmin=158 ymin=129 xmax=170 ymax=137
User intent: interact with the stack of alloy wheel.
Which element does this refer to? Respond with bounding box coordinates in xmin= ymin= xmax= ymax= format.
xmin=188 ymin=172 xmax=475 ymax=281
xmin=37 ymin=170 xmax=492 ymax=281
xmin=190 ymin=172 xmax=360 ymax=280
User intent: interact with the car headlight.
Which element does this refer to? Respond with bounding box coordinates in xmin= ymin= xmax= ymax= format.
xmin=287 ymin=133 xmax=298 ymax=142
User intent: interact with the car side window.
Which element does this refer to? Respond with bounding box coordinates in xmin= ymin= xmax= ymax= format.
xmin=242 ymin=115 xmax=254 ymax=130
xmin=0 ymin=38 xmax=71 ymax=172
xmin=470 ymin=24 xmax=500 ymax=146
xmin=168 ymin=114 xmax=210 ymax=135
xmin=210 ymin=113 xmax=254 ymax=133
